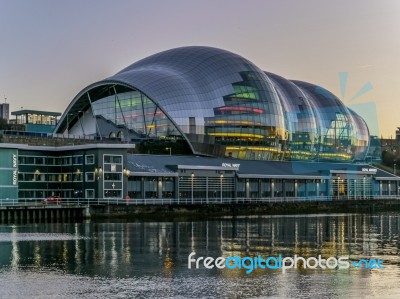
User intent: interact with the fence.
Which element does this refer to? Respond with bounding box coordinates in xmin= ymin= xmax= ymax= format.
xmin=1 ymin=195 xmax=400 ymax=207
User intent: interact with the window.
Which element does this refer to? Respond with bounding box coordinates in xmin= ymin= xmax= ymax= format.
xmin=86 ymin=172 xmax=95 ymax=182
xmin=73 ymin=156 xmax=83 ymax=165
xmin=104 ymin=190 xmax=122 ymax=198
xmin=86 ymin=189 xmax=95 ymax=199
xmin=104 ymin=173 xmax=122 ymax=181
xmin=26 ymin=157 xmax=34 ymax=164
xmin=62 ymin=157 xmax=72 ymax=165
xmin=85 ymin=155 xmax=94 ymax=164
xmin=36 ymin=157 xmax=44 ymax=165
xmin=104 ymin=155 xmax=122 ymax=164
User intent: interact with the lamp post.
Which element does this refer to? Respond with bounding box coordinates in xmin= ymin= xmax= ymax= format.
xmin=354 ymin=179 xmax=357 ymax=200
xmin=337 ymin=175 xmax=341 ymax=200
xmin=123 ymin=168 xmax=131 ymax=177
xmin=95 ymin=167 xmax=103 ymax=200
xmin=220 ymin=174 xmax=224 ymax=203
xmin=78 ymin=110 xmax=84 ymax=136
xmin=34 ymin=169 xmax=40 ymax=181
xmin=191 ymin=172 xmax=194 ymax=204
xmin=76 ymin=168 xmax=84 ymax=197
xmin=66 ymin=113 xmax=73 ymax=136
xmin=165 ymin=147 xmax=172 ymax=156
xmin=95 ymin=167 xmax=103 ymax=180
xmin=363 ymin=175 xmax=366 ymax=199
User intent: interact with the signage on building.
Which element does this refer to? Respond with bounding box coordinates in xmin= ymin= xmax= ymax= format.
xmin=362 ymin=168 xmax=377 ymax=173
xmin=222 ymin=163 xmax=240 ymax=169
xmin=12 ymin=154 xmax=17 ymax=185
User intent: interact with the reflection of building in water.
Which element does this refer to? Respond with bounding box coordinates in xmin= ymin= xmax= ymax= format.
xmin=1 ymin=216 xmax=400 ymax=278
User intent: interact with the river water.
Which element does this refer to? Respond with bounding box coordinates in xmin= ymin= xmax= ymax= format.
xmin=1 ymin=213 xmax=400 ymax=298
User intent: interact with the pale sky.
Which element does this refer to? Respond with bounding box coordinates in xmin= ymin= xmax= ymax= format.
xmin=0 ymin=0 xmax=399 ymax=137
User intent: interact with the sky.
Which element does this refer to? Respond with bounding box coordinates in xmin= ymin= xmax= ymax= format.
xmin=0 ymin=0 xmax=399 ymax=137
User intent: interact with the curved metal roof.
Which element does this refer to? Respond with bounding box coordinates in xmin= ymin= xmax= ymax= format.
xmin=55 ymin=46 xmax=370 ymax=161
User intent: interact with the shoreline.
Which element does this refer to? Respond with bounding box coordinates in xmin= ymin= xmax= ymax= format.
xmin=90 ymin=199 xmax=400 ymax=221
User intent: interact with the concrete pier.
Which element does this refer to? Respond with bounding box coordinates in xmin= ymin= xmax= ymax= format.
xmin=0 ymin=206 xmax=87 ymax=223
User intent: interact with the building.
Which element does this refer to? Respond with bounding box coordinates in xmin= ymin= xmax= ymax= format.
xmin=54 ymin=46 xmax=369 ymax=162
xmin=11 ymin=109 xmax=61 ymax=133
xmin=2 ymin=46 xmax=397 ymax=202
xmin=0 ymin=103 xmax=9 ymax=122
xmin=0 ymin=142 xmax=398 ymax=201
xmin=0 ymin=143 xmax=132 ymax=200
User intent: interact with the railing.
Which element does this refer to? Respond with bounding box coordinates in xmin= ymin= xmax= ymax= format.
xmin=1 ymin=195 xmax=400 ymax=207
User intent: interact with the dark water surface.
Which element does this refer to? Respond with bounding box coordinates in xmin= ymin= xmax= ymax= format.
xmin=1 ymin=213 xmax=400 ymax=298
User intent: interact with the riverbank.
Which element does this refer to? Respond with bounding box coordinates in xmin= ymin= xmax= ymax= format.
xmin=90 ymin=199 xmax=400 ymax=221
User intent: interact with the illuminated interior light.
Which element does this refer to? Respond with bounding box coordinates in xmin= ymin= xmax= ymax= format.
xmin=217 ymin=106 xmax=264 ymax=114
xmin=210 ymin=120 xmax=263 ymax=126
xmin=208 ymin=133 xmax=264 ymax=139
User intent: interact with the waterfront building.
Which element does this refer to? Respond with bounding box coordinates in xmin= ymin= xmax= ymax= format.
xmin=0 ymin=103 xmax=9 ymax=122
xmin=11 ymin=109 xmax=61 ymax=133
xmin=54 ymin=46 xmax=369 ymax=162
xmin=0 ymin=46 xmax=397 ymax=202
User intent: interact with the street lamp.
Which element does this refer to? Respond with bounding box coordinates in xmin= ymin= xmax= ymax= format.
xmin=363 ymin=175 xmax=366 ymax=199
xmin=337 ymin=175 xmax=341 ymax=200
xmin=220 ymin=174 xmax=224 ymax=203
xmin=78 ymin=110 xmax=85 ymax=136
xmin=34 ymin=169 xmax=40 ymax=181
xmin=66 ymin=113 xmax=73 ymax=136
xmin=191 ymin=172 xmax=194 ymax=204
xmin=354 ymin=179 xmax=357 ymax=200
xmin=123 ymin=168 xmax=131 ymax=177
xmin=165 ymin=147 xmax=172 ymax=156
xmin=95 ymin=167 xmax=103 ymax=180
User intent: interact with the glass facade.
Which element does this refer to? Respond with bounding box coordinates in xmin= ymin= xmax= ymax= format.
xmin=91 ymin=90 xmax=182 ymax=139
xmin=56 ymin=46 xmax=370 ymax=162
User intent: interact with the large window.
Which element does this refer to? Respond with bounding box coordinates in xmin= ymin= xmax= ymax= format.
xmin=91 ymin=90 xmax=182 ymax=139
xmin=85 ymin=155 xmax=94 ymax=164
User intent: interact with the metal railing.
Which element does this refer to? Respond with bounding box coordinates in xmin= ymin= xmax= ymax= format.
xmin=1 ymin=195 xmax=400 ymax=207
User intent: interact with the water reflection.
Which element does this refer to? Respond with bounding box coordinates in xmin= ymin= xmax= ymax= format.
xmin=0 ymin=213 xmax=399 ymax=298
